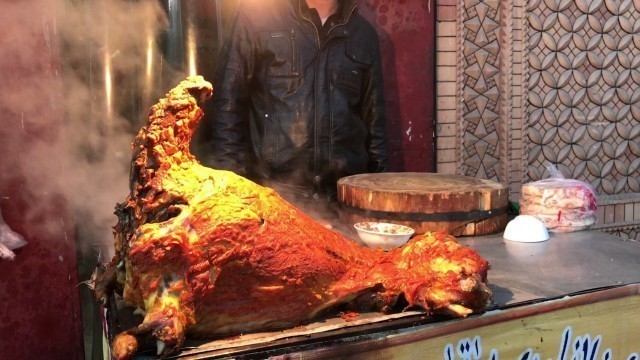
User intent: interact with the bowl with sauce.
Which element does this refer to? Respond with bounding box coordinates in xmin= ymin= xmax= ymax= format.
xmin=354 ymin=222 xmax=415 ymax=250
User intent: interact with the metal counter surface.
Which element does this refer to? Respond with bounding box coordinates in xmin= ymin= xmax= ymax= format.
xmin=459 ymin=230 xmax=640 ymax=307
xmin=129 ymin=230 xmax=640 ymax=359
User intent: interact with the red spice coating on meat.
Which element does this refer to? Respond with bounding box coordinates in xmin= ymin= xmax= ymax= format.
xmin=94 ymin=76 xmax=492 ymax=360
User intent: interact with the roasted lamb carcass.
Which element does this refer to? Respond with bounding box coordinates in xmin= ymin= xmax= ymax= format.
xmin=93 ymin=76 xmax=492 ymax=359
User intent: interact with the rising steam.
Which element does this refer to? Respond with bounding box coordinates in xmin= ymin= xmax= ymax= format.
xmin=0 ymin=0 xmax=186 ymax=257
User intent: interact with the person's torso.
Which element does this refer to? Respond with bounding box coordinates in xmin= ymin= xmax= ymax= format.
xmin=239 ymin=0 xmax=379 ymax=187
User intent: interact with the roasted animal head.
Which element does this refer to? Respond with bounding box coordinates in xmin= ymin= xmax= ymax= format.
xmin=94 ymin=76 xmax=492 ymax=360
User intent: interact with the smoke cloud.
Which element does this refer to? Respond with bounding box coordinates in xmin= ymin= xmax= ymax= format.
xmin=0 ymin=0 xmax=186 ymax=258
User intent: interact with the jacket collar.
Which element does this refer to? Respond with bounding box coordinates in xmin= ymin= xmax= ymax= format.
xmin=297 ymin=0 xmax=358 ymax=23
xmin=337 ymin=0 xmax=357 ymax=20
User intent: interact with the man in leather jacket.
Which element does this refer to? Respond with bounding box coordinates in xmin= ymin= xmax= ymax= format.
xmin=209 ymin=0 xmax=388 ymax=202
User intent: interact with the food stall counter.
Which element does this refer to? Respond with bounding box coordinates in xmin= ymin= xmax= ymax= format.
xmin=121 ymin=230 xmax=640 ymax=359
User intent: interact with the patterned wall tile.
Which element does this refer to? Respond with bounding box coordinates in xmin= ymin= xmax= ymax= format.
xmin=526 ymin=0 xmax=640 ymax=196
xmin=460 ymin=0 xmax=504 ymax=181
xmin=438 ymin=0 xmax=640 ymax=240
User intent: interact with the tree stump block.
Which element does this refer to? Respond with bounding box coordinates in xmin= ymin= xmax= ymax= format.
xmin=337 ymin=172 xmax=509 ymax=236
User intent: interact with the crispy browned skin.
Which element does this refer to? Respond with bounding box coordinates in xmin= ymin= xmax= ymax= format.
xmin=95 ymin=76 xmax=492 ymax=360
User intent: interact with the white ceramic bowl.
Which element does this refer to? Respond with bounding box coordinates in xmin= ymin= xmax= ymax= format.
xmin=503 ymin=215 xmax=549 ymax=243
xmin=354 ymin=222 xmax=415 ymax=251
xmin=504 ymin=239 xmax=550 ymax=260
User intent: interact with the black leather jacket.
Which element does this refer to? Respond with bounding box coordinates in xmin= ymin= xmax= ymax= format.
xmin=210 ymin=0 xmax=388 ymax=197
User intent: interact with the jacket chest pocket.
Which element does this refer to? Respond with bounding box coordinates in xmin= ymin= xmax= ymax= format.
xmin=259 ymin=29 xmax=300 ymax=78
xmin=335 ymin=46 xmax=373 ymax=94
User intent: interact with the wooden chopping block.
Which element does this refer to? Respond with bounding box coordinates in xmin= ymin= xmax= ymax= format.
xmin=337 ymin=172 xmax=509 ymax=236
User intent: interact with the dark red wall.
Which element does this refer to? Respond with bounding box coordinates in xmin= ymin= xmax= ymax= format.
xmin=0 ymin=1 xmax=83 ymax=359
xmin=359 ymin=0 xmax=436 ymax=172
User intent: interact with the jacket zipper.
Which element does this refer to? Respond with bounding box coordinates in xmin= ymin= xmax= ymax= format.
xmin=290 ymin=29 xmax=298 ymax=75
xmin=297 ymin=3 xmax=357 ymax=183
xmin=298 ymin=8 xmax=321 ymax=180
xmin=325 ymin=8 xmax=356 ymax=170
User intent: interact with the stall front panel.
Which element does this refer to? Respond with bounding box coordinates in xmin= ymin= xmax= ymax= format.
xmin=248 ymin=285 xmax=640 ymax=360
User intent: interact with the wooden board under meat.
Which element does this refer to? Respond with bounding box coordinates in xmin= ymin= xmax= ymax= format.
xmin=337 ymin=172 xmax=509 ymax=236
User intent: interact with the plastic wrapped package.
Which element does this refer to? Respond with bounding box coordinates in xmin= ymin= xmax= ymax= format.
xmin=520 ymin=165 xmax=598 ymax=232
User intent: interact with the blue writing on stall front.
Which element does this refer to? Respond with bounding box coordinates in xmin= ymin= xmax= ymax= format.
xmin=443 ymin=326 xmax=638 ymax=360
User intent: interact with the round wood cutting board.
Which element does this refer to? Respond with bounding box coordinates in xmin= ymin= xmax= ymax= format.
xmin=337 ymin=172 xmax=509 ymax=236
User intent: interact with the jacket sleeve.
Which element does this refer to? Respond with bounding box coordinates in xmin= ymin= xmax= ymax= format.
xmin=362 ymin=38 xmax=389 ymax=173
xmin=210 ymin=6 xmax=255 ymax=176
